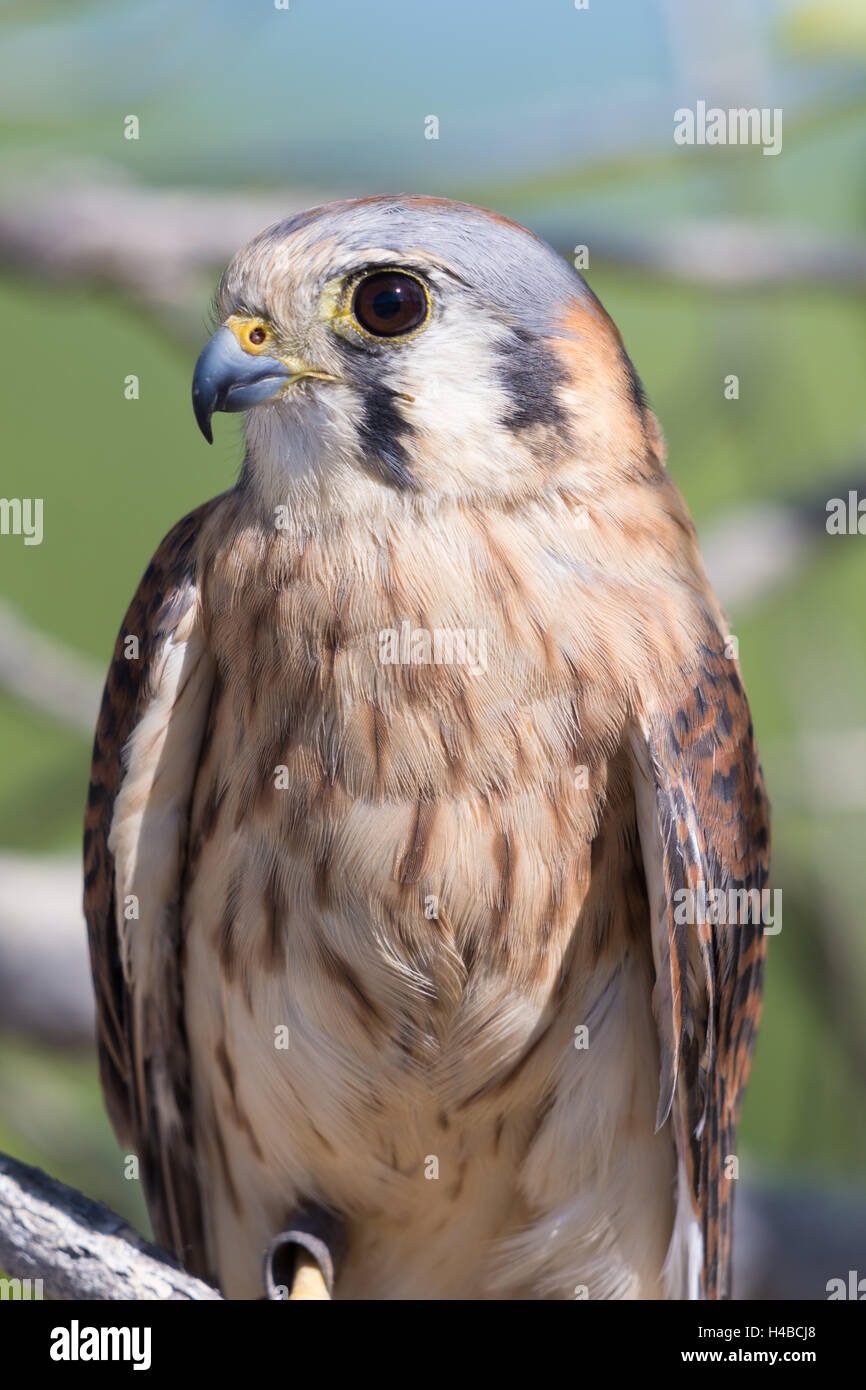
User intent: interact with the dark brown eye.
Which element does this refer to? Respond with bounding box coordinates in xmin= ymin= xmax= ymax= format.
xmin=248 ymin=326 xmax=266 ymax=345
xmin=352 ymin=272 xmax=428 ymax=338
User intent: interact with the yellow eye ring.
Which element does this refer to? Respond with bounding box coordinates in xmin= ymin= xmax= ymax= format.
xmin=323 ymin=268 xmax=432 ymax=346
xmin=227 ymin=316 xmax=271 ymax=354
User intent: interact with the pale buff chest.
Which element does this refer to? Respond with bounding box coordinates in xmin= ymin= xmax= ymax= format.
xmin=177 ymin=499 xmax=670 ymax=1296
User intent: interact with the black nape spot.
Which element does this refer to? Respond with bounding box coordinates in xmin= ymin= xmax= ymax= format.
xmin=498 ymin=327 xmax=569 ymax=436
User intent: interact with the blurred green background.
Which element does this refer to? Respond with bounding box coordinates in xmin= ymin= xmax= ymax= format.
xmin=0 ymin=0 xmax=864 ymax=1293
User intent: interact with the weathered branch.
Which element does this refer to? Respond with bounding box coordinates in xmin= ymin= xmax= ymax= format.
xmin=0 ymin=1150 xmax=222 ymax=1299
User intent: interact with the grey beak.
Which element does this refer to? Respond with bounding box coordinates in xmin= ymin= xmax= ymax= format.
xmin=192 ymin=326 xmax=290 ymax=443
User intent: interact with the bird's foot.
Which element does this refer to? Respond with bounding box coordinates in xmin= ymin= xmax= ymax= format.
xmin=264 ymin=1205 xmax=346 ymax=1301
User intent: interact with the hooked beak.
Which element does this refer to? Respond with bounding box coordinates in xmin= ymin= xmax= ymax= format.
xmin=192 ymin=326 xmax=292 ymax=444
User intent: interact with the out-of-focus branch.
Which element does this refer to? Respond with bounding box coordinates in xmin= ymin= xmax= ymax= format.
xmin=1 ymin=170 xmax=865 ymax=337
xmin=734 ymin=1179 xmax=866 ymax=1300
xmin=0 ymin=1150 xmax=222 ymax=1300
xmin=0 ymin=168 xmax=339 ymax=340
xmin=0 ymin=853 xmax=94 ymax=1044
xmin=535 ymin=217 xmax=866 ymax=291
xmin=0 ymin=599 xmax=102 ymax=737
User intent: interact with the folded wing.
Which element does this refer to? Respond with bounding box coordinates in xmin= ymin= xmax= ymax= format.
xmin=83 ymin=502 xmax=220 ymax=1276
xmin=632 ymin=638 xmax=769 ymax=1299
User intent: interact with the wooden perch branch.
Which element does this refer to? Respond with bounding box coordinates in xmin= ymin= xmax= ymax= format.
xmin=0 ymin=1150 xmax=221 ymax=1300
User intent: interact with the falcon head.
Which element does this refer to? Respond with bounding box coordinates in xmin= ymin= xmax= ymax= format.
xmin=192 ymin=195 xmax=657 ymax=503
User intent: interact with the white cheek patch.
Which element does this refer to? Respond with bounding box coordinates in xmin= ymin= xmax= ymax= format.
xmin=397 ymin=305 xmax=512 ymax=433
xmin=240 ymin=290 xmax=549 ymax=509
xmin=385 ymin=307 xmax=535 ymax=493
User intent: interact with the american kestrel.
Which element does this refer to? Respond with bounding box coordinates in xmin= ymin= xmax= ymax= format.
xmin=84 ymin=196 xmax=769 ymax=1301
